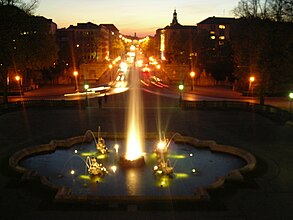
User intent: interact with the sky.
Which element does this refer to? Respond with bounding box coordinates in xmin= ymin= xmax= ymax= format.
xmin=36 ymin=0 xmax=240 ymax=37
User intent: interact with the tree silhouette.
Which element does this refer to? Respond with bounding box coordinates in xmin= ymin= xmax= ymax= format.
xmin=0 ymin=4 xmax=57 ymax=104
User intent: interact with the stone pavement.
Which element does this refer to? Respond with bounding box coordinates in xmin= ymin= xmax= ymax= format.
xmin=1 ymin=91 xmax=293 ymax=219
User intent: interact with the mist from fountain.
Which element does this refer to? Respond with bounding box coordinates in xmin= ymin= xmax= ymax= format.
xmin=125 ymin=56 xmax=144 ymax=161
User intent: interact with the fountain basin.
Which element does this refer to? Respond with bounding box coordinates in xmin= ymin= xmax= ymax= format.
xmin=9 ymin=132 xmax=256 ymax=202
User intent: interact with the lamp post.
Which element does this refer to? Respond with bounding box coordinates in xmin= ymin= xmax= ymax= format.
xmin=249 ymin=76 xmax=255 ymax=96
xmin=109 ymin=64 xmax=113 ymax=81
xmin=84 ymin=83 xmax=89 ymax=106
xmin=73 ymin=71 xmax=79 ymax=92
xmin=15 ymin=75 xmax=22 ymax=95
xmin=178 ymin=84 xmax=184 ymax=106
xmin=289 ymin=92 xmax=293 ymax=113
xmin=190 ymin=71 xmax=195 ymax=91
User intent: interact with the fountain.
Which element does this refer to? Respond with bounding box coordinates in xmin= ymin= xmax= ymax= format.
xmin=8 ymin=53 xmax=257 ymax=202
xmin=119 ymin=52 xmax=145 ymax=168
xmin=84 ymin=127 xmax=108 ymax=155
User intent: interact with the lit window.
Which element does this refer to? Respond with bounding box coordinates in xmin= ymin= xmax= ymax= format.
xmin=210 ymin=36 xmax=216 ymax=40
xmin=219 ymin=36 xmax=225 ymax=40
xmin=219 ymin=25 xmax=226 ymax=29
xmin=210 ymin=31 xmax=215 ymax=34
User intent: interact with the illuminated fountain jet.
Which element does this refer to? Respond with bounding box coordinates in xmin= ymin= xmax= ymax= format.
xmin=86 ymin=156 xmax=108 ymax=176
xmin=119 ymin=46 xmax=145 ymax=168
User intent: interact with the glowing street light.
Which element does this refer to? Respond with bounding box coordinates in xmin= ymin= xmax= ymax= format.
xmin=15 ymin=75 xmax=20 ymax=82
xmin=130 ymin=45 xmax=136 ymax=51
xmin=15 ymin=75 xmax=22 ymax=94
xmin=249 ymin=76 xmax=255 ymax=96
xmin=179 ymin=84 xmax=184 ymax=105
xmin=289 ymin=92 xmax=293 ymax=113
xmin=84 ymin=83 xmax=89 ymax=106
xmin=190 ymin=71 xmax=195 ymax=91
xmin=73 ymin=71 xmax=79 ymax=92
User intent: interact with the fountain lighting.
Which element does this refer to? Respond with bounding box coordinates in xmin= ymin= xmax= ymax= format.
xmin=169 ymin=155 xmax=186 ymax=159
xmin=79 ymin=175 xmax=91 ymax=180
xmin=174 ymin=173 xmax=189 ymax=178
xmin=157 ymin=176 xmax=171 ymax=188
xmin=114 ymin=144 xmax=119 ymax=153
xmin=96 ymin=154 xmax=107 ymax=160
xmin=155 ymin=140 xmax=168 ymax=155
xmin=192 ymin=168 xmax=198 ymax=175
xmin=81 ymin=152 xmax=96 ymax=157
xmin=110 ymin=165 xmax=117 ymax=173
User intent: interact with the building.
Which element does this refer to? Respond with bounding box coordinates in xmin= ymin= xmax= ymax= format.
xmin=100 ymin=24 xmax=120 ymax=60
xmin=197 ymin=17 xmax=235 ymax=47
xmin=57 ymin=22 xmax=120 ymax=66
xmin=56 ymin=22 xmax=121 ymax=83
xmin=156 ymin=10 xmax=197 ymax=63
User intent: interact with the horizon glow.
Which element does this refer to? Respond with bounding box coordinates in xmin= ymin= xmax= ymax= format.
xmin=36 ymin=0 xmax=240 ymax=37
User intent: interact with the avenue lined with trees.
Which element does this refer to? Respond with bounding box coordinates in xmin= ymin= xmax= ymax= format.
xmin=0 ymin=0 xmax=57 ymax=104
xmin=0 ymin=0 xmax=292 ymax=105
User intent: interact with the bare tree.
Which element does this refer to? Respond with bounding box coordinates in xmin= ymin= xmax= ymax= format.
xmin=0 ymin=0 xmax=38 ymax=13
xmin=268 ymin=0 xmax=293 ymax=22
xmin=234 ymin=0 xmax=293 ymax=21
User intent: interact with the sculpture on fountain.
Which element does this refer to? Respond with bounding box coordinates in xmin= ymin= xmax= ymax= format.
xmin=86 ymin=156 xmax=108 ymax=176
xmin=153 ymin=132 xmax=174 ymax=176
xmin=96 ymin=126 xmax=108 ymax=154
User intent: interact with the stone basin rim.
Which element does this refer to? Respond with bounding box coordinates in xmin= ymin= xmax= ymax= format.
xmin=9 ymin=132 xmax=257 ymax=202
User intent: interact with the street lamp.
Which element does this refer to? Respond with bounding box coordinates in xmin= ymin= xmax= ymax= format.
xmin=109 ymin=64 xmax=113 ymax=81
xmin=15 ymin=75 xmax=22 ymax=94
xmin=84 ymin=83 xmax=89 ymax=106
xmin=289 ymin=92 xmax=293 ymax=113
xmin=15 ymin=75 xmax=20 ymax=82
xmin=249 ymin=76 xmax=255 ymax=96
xmin=190 ymin=71 xmax=195 ymax=91
xmin=178 ymin=84 xmax=184 ymax=105
xmin=73 ymin=71 xmax=79 ymax=92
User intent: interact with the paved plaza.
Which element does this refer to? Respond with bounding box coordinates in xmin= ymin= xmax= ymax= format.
xmin=1 ymin=91 xmax=293 ymax=219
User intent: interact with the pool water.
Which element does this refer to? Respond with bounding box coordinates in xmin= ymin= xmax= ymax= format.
xmin=20 ymin=140 xmax=246 ymax=197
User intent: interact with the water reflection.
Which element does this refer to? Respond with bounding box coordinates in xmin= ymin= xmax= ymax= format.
xmin=125 ymin=168 xmax=142 ymax=195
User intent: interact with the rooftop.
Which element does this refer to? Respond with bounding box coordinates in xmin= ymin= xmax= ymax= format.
xmin=198 ymin=16 xmax=236 ymax=25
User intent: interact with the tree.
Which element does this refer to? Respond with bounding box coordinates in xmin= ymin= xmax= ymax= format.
xmin=233 ymin=0 xmax=293 ymax=104
xmin=231 ymin=18 xmax=293 ymax=100
xmin=110 ymin=36 xmax=125 ymax=59
xmin=140 ymin=36 xmax=156 ymax=58
xmin=0 ymin=0 xmax=38 ymax=14
xmin=0 ymin=4 xmax=57 ymax=104
xmin=234 ymin=0 xmax=293 ymax=22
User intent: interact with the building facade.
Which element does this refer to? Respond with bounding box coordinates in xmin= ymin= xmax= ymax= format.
xmin=197 ymin=17 xmax=235 ymax=47
xmin=56 ymin=22 xmax=121 ymax=83
xmin=156 ymin=10 xmax=197 ymax=63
